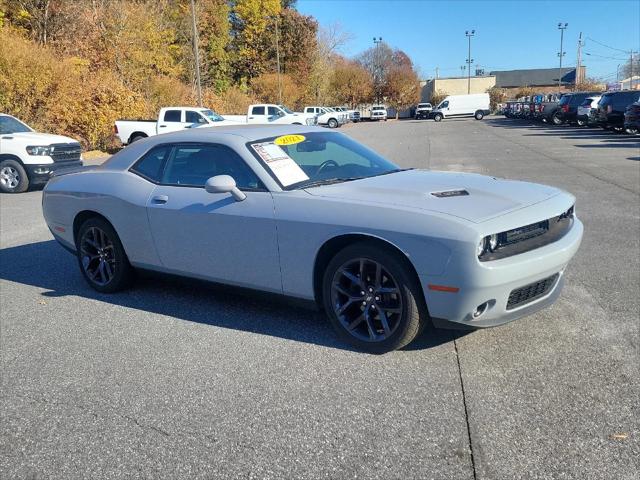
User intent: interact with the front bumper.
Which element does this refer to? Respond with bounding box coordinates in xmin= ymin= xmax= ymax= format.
xmin=25 ymin=161 xmax=83 ymax=185
xmin=420 ymin=217 xmax=583 ymax=328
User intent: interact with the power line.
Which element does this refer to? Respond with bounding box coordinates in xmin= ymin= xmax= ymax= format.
xmin=586 ymin=36 xmax=630 ymax=54
xmin=584 ymin=51 xmax=628 ymax=61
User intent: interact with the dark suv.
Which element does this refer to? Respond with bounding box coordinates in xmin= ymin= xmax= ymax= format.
xmin=596 ymin=90 xmax=640 ymax=131
xmin=624 ymin=101 xmax=640 ymax=134
xmin=554 ymin=91 xmax=602 ymax=125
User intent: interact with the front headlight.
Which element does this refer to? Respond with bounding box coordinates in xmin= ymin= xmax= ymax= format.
xmin=26 ymin=145 xmax=52 ymax=156
xmin=477 ymin=238 xmax=486 ymax=257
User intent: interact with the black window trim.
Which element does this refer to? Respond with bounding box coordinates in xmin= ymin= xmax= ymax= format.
xmin=129 ymin=142 xmax=267 ymax=192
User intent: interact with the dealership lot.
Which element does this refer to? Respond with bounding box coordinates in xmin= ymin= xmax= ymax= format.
xmin=1 ymin=119 xmax=638 ymax=479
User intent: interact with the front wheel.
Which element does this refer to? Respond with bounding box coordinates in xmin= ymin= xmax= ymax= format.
xmin=474 ymin=110 xmax=484 ymax=120
xmin=322 ymin=243 xmax=426 ymax=353
xmin=328 ymin=118 xmax=338 ymax=128
xmin=551 ymin=112 xmax=563 ymax=126
xmin=625 ymin=126 xmax=639 ymax=135
xmin=0 ymin=159 xmax=29 ymax=193
xmin=76 ymin=217 xmax=134 ymax=293
xmin=576 ymin=117 xmax=586 ymax=127
xmin=433 ymin=113 xmax=443 ymax=122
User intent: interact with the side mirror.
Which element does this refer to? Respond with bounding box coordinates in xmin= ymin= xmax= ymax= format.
xmin=205 ymin=175 xmax=246 ymax=202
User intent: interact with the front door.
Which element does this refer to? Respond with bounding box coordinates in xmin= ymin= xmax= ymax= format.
xmin=145 ymin=143 xmax=281 ymax=293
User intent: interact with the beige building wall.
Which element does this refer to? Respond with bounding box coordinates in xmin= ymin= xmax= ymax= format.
xmin=421 ymin=76 xmax=496 ymax=102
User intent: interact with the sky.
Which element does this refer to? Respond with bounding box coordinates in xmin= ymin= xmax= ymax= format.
xmin=297 ymin=0 xmax=640 ymax=82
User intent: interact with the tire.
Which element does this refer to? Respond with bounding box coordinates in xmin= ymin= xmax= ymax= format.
xmin=129 ymin=134 xmax=147 ymax=144
xmin=551 ymin=112 xmax=563 ymax=126
xmin=576 ymin=118 xmax=586 ymax=127
xmin=292 ymin=122 xmax=302 ymax=125
xmin=625 ymin=127 xmax=638 ymax=135
xmin=76 ymin=217 xmax=134 ymax=293
xmin=322 ymin=242 xmax=427 ymax=353
xmin=0 ymin=159 xmax=29 ymax=194
xmin=433 ymin=113 xmax=443 ymax=122
xmin=474 ymin=110 xmax=484 ymax=120
xmin=328 ymin=118 xmax=338 ymax=129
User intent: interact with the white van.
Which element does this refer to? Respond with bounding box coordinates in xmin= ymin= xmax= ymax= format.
xmin=431 ymin=93 xmax=490 ymax=122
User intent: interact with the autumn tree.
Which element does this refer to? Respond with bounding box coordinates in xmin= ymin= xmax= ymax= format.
xmin=251 ymin=72 xmax=302 ymax=106
xmin=230 ymin=0 xmax=281 ymax=84
xmin=384 ymin=61 xmax=420 ymax=118
xmin=356 ymin=41 xmax=393 ymax=102
xmin=330 ymin=58 xmax=372 ymax=107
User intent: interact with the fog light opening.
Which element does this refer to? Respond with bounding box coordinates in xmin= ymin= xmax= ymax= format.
xmin=473 ymin=302 xmax=489 ymax=319
xmin=34 ymin=167 xmax=50 ymax=174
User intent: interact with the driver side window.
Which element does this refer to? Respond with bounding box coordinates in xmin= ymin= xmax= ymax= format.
xmin=267 ymin=106 xmax=280 ymax=116
xmin=441 ymin=101 xmax=449 ymax=108
xmin=161 ymin=144 xmax=263 ymax=190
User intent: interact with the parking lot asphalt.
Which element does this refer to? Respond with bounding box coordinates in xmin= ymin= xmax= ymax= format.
xmin=1 ymin=118 xmax=639 ymax=479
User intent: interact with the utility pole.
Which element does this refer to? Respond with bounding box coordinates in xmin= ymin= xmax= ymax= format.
xmin=465 ymin=30 xmax=475 ymax=94
xmin=190 ymin=0 xmax=202 ymax=107
xmin=575 ymin=31 xmax=583 ymax=90
xmin=275 ymin=16 xmax=282 ymax=105
xmin=373 ymin=37 xmax=382 ymax=103
xmin=631 ymin=51 xmax=637 ymax=90
xmin=557 ymin=23 xmax=568 ymax=89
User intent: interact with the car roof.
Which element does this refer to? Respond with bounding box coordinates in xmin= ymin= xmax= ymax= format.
xmin=157 ymin=124 xmax=327 ymax=142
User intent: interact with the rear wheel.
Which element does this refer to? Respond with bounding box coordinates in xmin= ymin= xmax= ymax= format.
xmin=576 ymin=117 xmax=586 ymax=127
xmin=625 ymin=126 xmax=638 ymax=135
xmin=474 ymin=110 xmax=484 ymax=120
xmin=322 ymin=243 xmax=426 ymax=353
xmin=551 ymin=112 xmax=563 ymax=126
xmin=433 ymin=113 xmax=443 ymax=122
xmin=0 ymin=159 xmax=29 ymax=193
xmin=76 ymin=217 xmax=134 ymax=293
xmin=129 ymin=134 xmax=147 ymax=144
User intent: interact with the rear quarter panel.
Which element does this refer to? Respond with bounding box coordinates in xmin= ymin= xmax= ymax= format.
xmin=43 ymin=170 xmax=160 ymax=266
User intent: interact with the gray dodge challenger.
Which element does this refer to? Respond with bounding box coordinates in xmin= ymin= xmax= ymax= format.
xmin=42 ymin=125 xmax=583 ymax=352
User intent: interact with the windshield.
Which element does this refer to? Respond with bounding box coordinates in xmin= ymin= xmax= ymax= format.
xmin=418 ymin=104 xmax=431 ymax=108
xmin=372 ymin=107 xmax=385 ymax=111
xmin=0 ymin=115 xmax=32 ymax=134
xmin=279 ymin=105 xmax=294 ymax=114
xmin=248 ymin=131 xmax=402 ymax=190
xmin=200 ymin=109 xmax=225 ymax=122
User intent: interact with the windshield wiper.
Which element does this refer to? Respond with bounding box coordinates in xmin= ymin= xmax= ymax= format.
xmin=296 ymin=177 xmax=361 ymax=189
xmin=372 ymin=168 xmax=413 ymax=177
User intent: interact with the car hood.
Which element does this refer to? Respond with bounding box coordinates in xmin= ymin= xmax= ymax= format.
xmin=2 ymin=131 xmax=79 ymax=144
xmin=303 ymin=169 xmax=562 ymax=223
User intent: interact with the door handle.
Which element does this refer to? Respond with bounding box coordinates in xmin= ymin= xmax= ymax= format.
xmin=159 ymin=125 xmax=167 ymax=128
xmin=249 ymin=116 xmax=254 ymax=119
xmin=151 ymin=195 xmax=168 ymax=204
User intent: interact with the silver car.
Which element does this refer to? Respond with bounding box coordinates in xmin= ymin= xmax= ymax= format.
xmin=42 ymin=125 xmax=583 ymax=353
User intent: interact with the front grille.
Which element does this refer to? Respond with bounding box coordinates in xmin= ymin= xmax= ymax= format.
xmin=502 ymin=220 xmax=549 ymax=245
xmin=50 ymin=143 xmax=82 ymax=163
xmin=507 ymin=274 xmax=558 ymax=310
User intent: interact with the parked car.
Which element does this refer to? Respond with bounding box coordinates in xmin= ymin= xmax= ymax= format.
xmin=332 ymin=106 xmax=360 ymax=123
xmin=430 ymin=93 xmax=490 ymax=122
xmin=623 ymin=101 xmax=640 ymax=134
xmin=115 ymin=107 xmax=241 ymax=145
xmin=576 ymin=95 xmax=602 ymax=127
xmin=0 ymin=113 xmax=82 ymax=193
xmin=415 ymin=103 xmax=433 ymax=119
xmin=538 ymin=93 xmax=565 ymax=124
xmin=42 ymin=125 xmax=583 ymax=353
xmin=596 ymin=90 xmax=640 ymax=131
xmin=554 ymin=92 xmax=603 ymax=125
xmin=304 ymin=106 xmax=346 ymax=128
xmin=370 ymin=105 xmax=388 ymax=121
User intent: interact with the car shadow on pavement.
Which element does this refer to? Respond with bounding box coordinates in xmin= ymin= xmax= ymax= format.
xmin=0 ymin=240 xmax=467 ymax=353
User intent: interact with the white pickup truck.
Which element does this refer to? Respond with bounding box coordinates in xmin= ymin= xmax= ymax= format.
xmin=223 ymin=104 xmax=317 ymax=126
xmin=0 ymin=113 xmax=82 ymax=193
xmin=303 ymin=106 xmax=347 ymax=128
xmin=114 ymin=107 xmax=240 ymax=145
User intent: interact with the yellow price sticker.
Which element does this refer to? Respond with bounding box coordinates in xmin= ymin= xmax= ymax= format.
xmin=274 ymin=134 xmax=306 ymax=146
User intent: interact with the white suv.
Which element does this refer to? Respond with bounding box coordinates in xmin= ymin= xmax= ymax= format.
xmin=0 ymin=114 xmax=82 ymax=193
xmin=370 ymin=105 xmax=388 ymax=121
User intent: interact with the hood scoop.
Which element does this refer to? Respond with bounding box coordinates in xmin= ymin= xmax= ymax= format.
xmin=430 ymin=189 xmax=469 ymax=198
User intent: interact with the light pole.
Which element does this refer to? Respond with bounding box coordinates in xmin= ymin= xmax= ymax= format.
xmin=465 ymin=30 xmax=475 ymax=94
xmin=373 ymin=37 xmax=382 ymax=103
xmin=557 ymin=23 xmax=568 ymax=89
xmin=460 ymin=65 xmax=466 ymax=76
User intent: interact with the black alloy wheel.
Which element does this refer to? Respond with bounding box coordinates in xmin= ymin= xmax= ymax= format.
xmin=323 ymin=243 xmax=426 ymax=353
xmin=77 ymin=217 xmax=134 ymax=293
